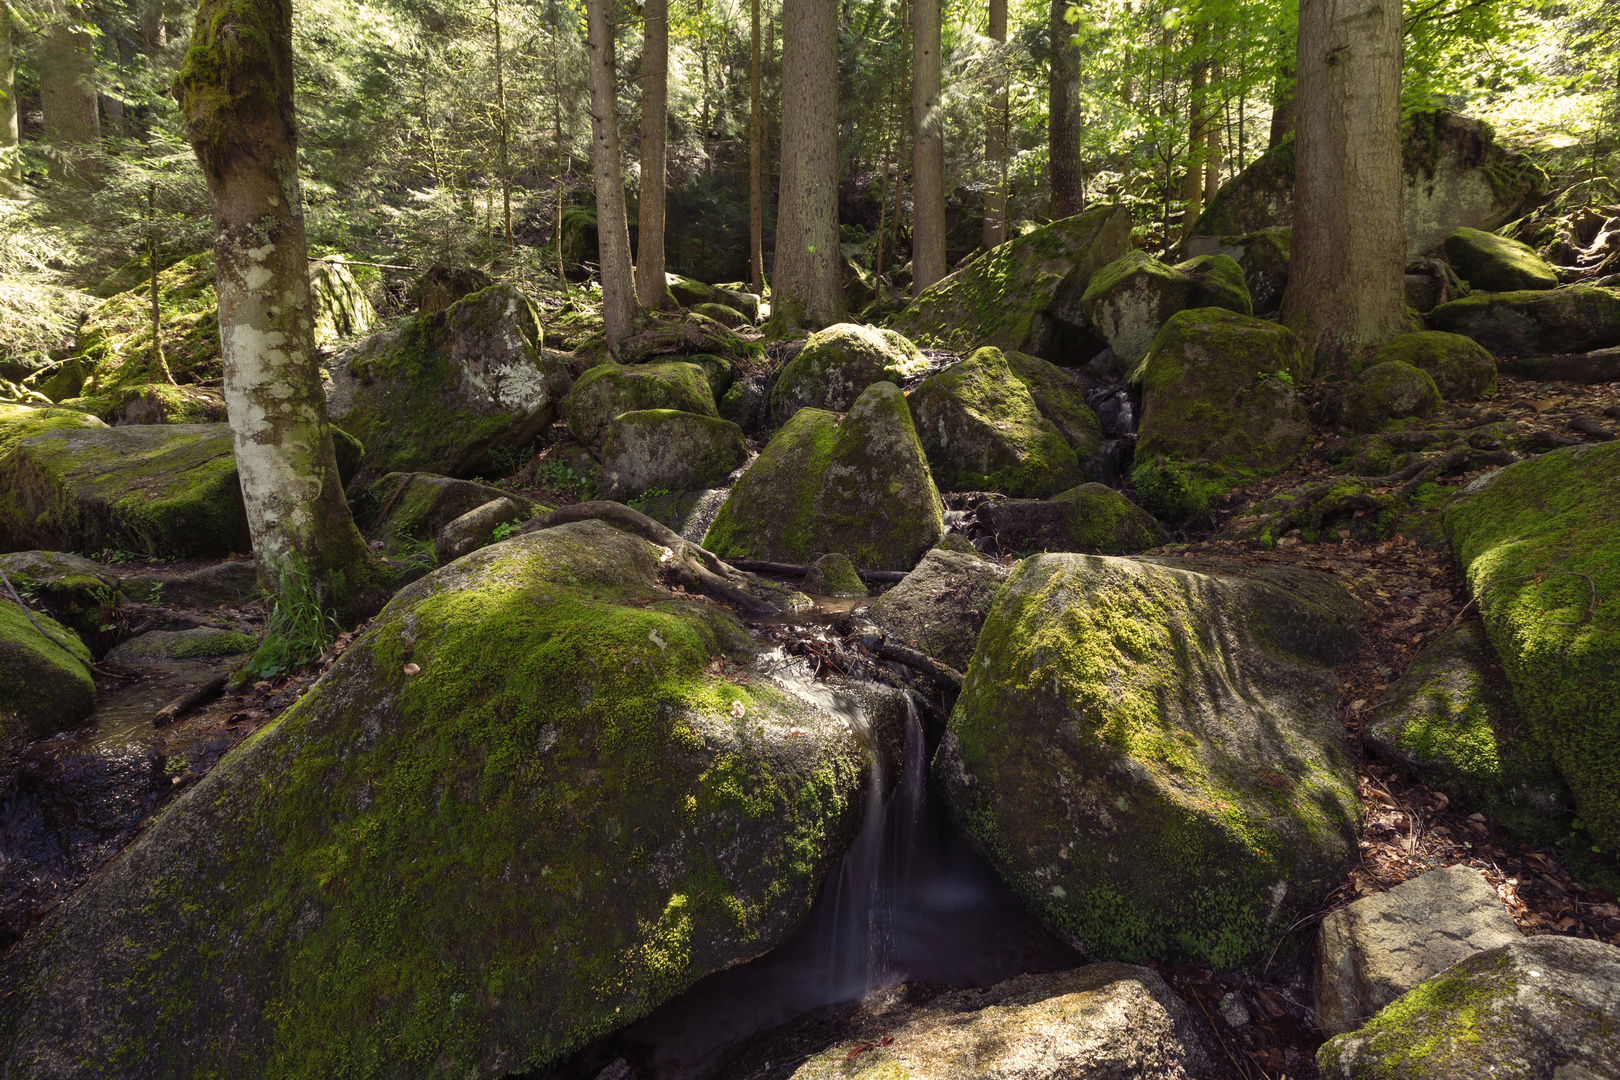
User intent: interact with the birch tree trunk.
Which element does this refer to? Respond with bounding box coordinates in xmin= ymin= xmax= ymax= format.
xmin=173 ymin=0 xmax=378 ymax=618
xmin=1048 ymin=0 xmax=1082 ymax=219
xmin=635 ymin=0 xmax=670 ymax=308
xmin=748 ymin=0 xmax=765 ymax=294
xmin=982 ymin=0 xmax=1008 ymax=250
xmin=910 ymin=0 xmax=945 ymax=294
xmin=774 ymin=0 xmax=840 ymax=325
xmin=586 ymin=0 xmax=637 ymax=343
xmin=1282 ymin=0 xmax=1407 ymax=376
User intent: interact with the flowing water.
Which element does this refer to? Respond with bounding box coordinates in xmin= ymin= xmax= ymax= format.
xmin=1085 ymin=384 xmax=1139 ymax=490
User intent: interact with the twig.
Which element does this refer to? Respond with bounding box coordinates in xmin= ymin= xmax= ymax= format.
xmin=0 ymin=566 xmax=137 ymax=680
xmin=1445 ymin=567 xmax=1600 ymax=632
xmin=152 ymin=664 xmax=242 ymax=728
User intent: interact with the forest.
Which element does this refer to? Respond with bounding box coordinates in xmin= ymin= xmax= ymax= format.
xmin=0 ymin=0 xmax=1618 ymax=1076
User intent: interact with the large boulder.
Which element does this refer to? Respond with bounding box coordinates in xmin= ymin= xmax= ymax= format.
xmin=331 ymin=284 xmax=572 ymax=483
xmin=1314 ymin=865 xmax=1523 ymax=1036
xmin=936 ymin=554 xmax=1362 ymax=968
xmin=564 ymin=362 xmax=718 ymax=451
xmin=595 ymin=410 xmax=748 ymax=502
xmin=1183 ymin=227 xmax=1291 ymax=314
xmin=1427 ymin=285 xmax=1620 ymax=357
xmin=1367 ymin=331 xmax=1497 ymax=400
xmin=1363 ymin=623 xmax=1570 ymax=828
xmin=908 ymin=347 xmax=1084 ymax=497
xmin=0 ymin=519 xmax=906 ymax=1077
xmin=354 ymin=473 xmax=542 ymax=548
xmin=307 ymin=257 xmax=376 ymax=345
xmin=1079 ymin=251 xmax=1194 ymax=369
xmin=1443 ymin=227 xmax=1559 ymax=293
xmin=704 ymin=382 xmax=944 ymax=571
xmin=867 ymin=546 xmax=1008 ymax=671
xmin=978 ymin=483 xmax=1165 ymax=556
xmin=1339 ymin=361 xmax=1443 ymax=433
xmin=1005 ymin=351 xmax=1104 ymax=462
xmin=1497 ymin=345 xmax=1620 ymax=384
xmin=0 ymin=420 xmax=250 ymax=558
xmin=0 ymin=600 xmax=95 ymax=753
xmin=885 ymin=204 xmax=1133 ymax=360
xmin=0 ymin=550 xmax=122 ymax=636
xmin=65 ymin=254 xmax=221 ymax=395
xmin=1134 ymin=308 xmax=1309 ymax=476
xmin=1186 ymin=112 xmax=1544 ymax=258
xmin=767 ymin=323 xmax=928 ymax=425
xmin=1442 ymin=442 xmax=1620 ymax=850
xmin=1317 ymin=937 xmax=1620 ymax=1079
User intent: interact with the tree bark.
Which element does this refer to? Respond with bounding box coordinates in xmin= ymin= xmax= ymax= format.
xmin=1204 ymin=69 xmax=1223 ymax=203
xmin=635 ymin=0 xmax=669 ymax=308
xmin=774 ymin=0 xmax=840 ymax=325
xmin=1048 ymin=0 xmax=1082 ymax=219
xmin=1268 ymin=62 xmax=1296 ymax=147
xmin=173 ymin=0 xmax=378 ymax=619
xmin=1283 ymin=0 xmax=1407 ymax=376
xmin=492 ymin=0 xmax=513 ymax=268
xmin=748 ymin=0 xmax=764 ymax=294
xmin=1181 ymin=40 xmax=1207 ymax=240
xmin=910 ymin=0 xmax=944 ymax=294
xmin=585 ymin=0 xmax=637 ymax=344
xmin=0 ymin=4 xmax=19 ymax=195
xmin=982 ymin=0 xmax=1008 ymax=249
xmin=40 ymin=4 xmax=100 ymax=180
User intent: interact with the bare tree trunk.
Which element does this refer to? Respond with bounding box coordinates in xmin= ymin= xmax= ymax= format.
xmin=1283 ymin=0 xmax=1407 ymax=376
xmin=585 ymin=0 xmax=637 ymax=344
xmin=982 ymin=0 xmax=1008 ymax=249
xmin=140 ymin=0 xmax=164 ymax=48
xmin=40 ymin=4 xmax=100 ymax=180
xmin=1205 ymin=65 xmax=1223 ymax=203
xmin=0 ymin=4 xmax=19 ymax=195
xmin=911 ymin=0 xmax=944 ymax=294
xmin=636 ymin=0 xmax=669 ymax=308
xmin=1268 ymin=62 xmax=1296 ymax=147
xmin=1048 ymin=0 xmax=1082 ymax=218
xmin=493 ymin=0 xmax=513 ymax=268
xmin=173 ymin=0 xmax=377 ymax=618
xmin=748 ymin=0 xmax=764 ymax=294
xmin=1180 ymin=40 xmax=1207 ymax=240
xmin=147 ymin=181 xmax=174 ymax=384
xmin=774 ymin=0 xmax=840 ymax=325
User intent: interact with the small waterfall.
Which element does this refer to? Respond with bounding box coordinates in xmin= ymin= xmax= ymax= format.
xmin=1086 ymin=384 xmax=1139 ymax=490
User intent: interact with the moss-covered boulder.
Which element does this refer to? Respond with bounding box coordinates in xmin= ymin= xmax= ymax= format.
xmin=666 ymin=273 xmax=717 ymax=307
xmin=353 ymin=473 xmax=542 ymax=549
xmin=0 ymin=519 xmax=907 ymax=1078
xmin=691 ymin=302 xmax=749 ymax=329
xmin=0 ymin=550 xmax=121 ymax=636
xmin=1080 ymin=251 xmax=1196 ymax=369
xmin=651 ymin=353 xmax=737 ymax=401
xmin=1496 ymin=345 xmax=1620 ymax=384
xmin=935 ymin=554 xmax=1361 ymax=968
xmin=800 ymin=553 xmax=866 ymax=598
xmin=1183 ymin=227 xmax=1291 ymax=314
xmin=1134 ymin=308 xmax=1309 ymax=478
xmin=564 ymin=362 xmax=718 ymax=451
xmin=0 ymin=599 xmax=94 ymax=752
xmin=0 ymin=421 xmax=250 ymax=558
xmin=866 ymin=546 xmax=1007 ymax=672
xmin=333 ymin=284 xmax=572 ymax=483
xmin=65 ymin=253 xmax=222 ymax=394
xmin=1443 ymin=226 xmax=1559 ymax=293
xmin=307 ymin=257 xmax=376 ymax=346
xmin=704 ymin=382 xmax=944 ymax=571
xmin=978 ymin=483 xmax=1165 ymax=556
xmin=1442 ymin=442 xmax=1620 ymax=851
xmin=1316 ymin=937 xmax=1620 ymax=1079
xmin=1175 ymin=253 xmax=1254 ymax=316
xmin=908 ymin=347 xmax=1084 ymax=497
xmin=1428 ymin=286 xmax=1620 ymax=357
xmin=1369 ymin=332 xmax=1496 ymax=400
xmin=104 ymin=626 xmax=257 ymax=667
xmin=415 ymin=265 xmax=493 ymax=317
xmin=1363 ymin=623 xmax=1570 ymax=833
xmin=1004 ymin=351 xmax=1103 ymax=462
xmin=1339 ymin=362 xmax=1443 ymax=433
xmin=712 ymin=286 xmax=761 ymax=323
xmin=595 ymin=410 xmax=748 ymax=503
xmin=885 ymin=204 xmax=1133 ymax=359
xmin=768 ymin=323 xmax=928 ymax=425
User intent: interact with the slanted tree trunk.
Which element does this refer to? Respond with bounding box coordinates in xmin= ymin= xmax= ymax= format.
xmin=982 ymin=0 xmax=1008 ymax=249
xmin=1181 ymin=40 xmax=1208 ymax=240
xmin=1282 ymin=0 xmax=1407 ymax=376
xmin=585 ymin=0 xmax=637 ymax=343
xmin=1048 ymin=0 xmax=1082 ymax=219
xmin=0 ymin=4 xmax=20 ymax=195
xmin=173 ymin=0 xmax=377 ymax=619
xmin=1269 ymin=62 xmax=1296 ymax=147
xmin=910 ymin=0 xmax=944 ymax=294
xmin=40 ymin=4 xmax=100 ymax=180
xmin=636 ymin=0 xmax=669 ymax=308
xmin=748 ymin=0 xmax=764 ymax=294
xmin=774 ymin=0 xmax=840 ymax=325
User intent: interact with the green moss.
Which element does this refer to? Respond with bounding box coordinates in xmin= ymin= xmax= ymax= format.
xmin=1368 ymin=332 xmax=1497 ymax=400
xmin=67 ymin=255 xmax=222 ymax=393
xmin=768 ymin=323 xmax=929 ymax=424
xmin=565 ymin=362 xmax=716 ymax=449
xmin=1184 ymin=136 xmax=1295 ymax=240
xmin=1444 ymin=227 xmax=1558 ymax=293
xmin=1340 ymin=362 xmax=1443 ymax=433
xmin=1172 ymin=254 xmax=1254 ymax=316
xmin=0 ymin=599 xmax=95 ymax=745
xmin=1428 ymin=286 xmax=1620 ymax=358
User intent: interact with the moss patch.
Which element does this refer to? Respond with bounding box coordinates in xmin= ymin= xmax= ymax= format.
xmin=0 ymin=599 xmax=95 ymax=748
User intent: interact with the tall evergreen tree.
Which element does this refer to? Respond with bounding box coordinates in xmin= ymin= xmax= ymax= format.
xmin=982 ymin=0 xmax=1007 ymax=249
xmin=1048 ymin=0 xmax=1081 ymax=218
xmin=774 ymin=0 xmax=839 ymax=324
xmin=585 ymin=0 xmax=637 ymax=342
xmin=635 ymin=0 xmax=669 ymax=308
xmin=911 ymin=0 xmax=944 ymax=293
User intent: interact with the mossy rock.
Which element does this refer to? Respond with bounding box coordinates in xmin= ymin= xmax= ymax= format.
xmin=692 ymin=303 xmax=749 ymax=329
xmin=595 ymin=410 xmax=747 ymax=503
xmin=565 ymin=362 xmax=718 ymax=451
xmin=334 ymin=284 xmax=572 ymax=484
xmin=414 ymin=266 xmax=494 ymax=318
xmin=1443 ymin=226 xmax=1559 ymax=292
xmin=1079 ymin=250 xmax=1196 ymax=369
xmin=1316 ymin=937 xmax=1620 ymax=1079
xmin=885 ymin=204 xmax=1133 ymax=358
xmin=63 ymin=382 xmax=229 ymax=426
xmin=712 ymin=286 xmax=761 ymax=323
xmin=978 ymin=483 xmax=1166 ymax=556
xmin=1442 ymin=442 xmax=1620 ymax=851
xmin=1339 ymin=361 xmax=1443 ymax=434
xmin=104 ymin=626 xmax=256 ymax=667
xmin=308 ymin=258 xmax=376 ymax=345
xmin=1428 ymin=286 xmax=1620 ymax=358
xmin=0 ymin=599 xmax=94 ymax=752
xmin=936 ymin=554 xmax=1361 ymax=968
xmin=0 ymin=550 xmax=121 ymax=636
xmin=353 ymin=473 xmax=541 ymax=547
xmin=66 ymin=253 xmax=222 ymax=394
xmin=1174 ymin=253 xmax=1254 ymax=316
xmin=1368 ymin=332 xmax=1497 ymax=400
xmin=1134 ymin=308 xmax=1309 ymax=477
xmin=866 ymin=547 xmax=1008 ymax=672
xmin=650 ymin=352 xmax=736 ymax=401
xmin=800 ymin=553 xmax=866 ymax=598
xmin=1363 ymin=623 xmax=1570 ymax=835
xmin=0 ymin=519 xmax=908 ymax=1077
xmin=908 ymin=347 xmax=1084 ymax=498
xmin=704 ymin=381 xmax=944 ymax=571
xmin=1496 ymin=345 xmax=1620 ymax=384
xmin=0 ymin=421 xmax=250 ymax=558
xmin=666 ymin=273 xmax=718 ymax=307
xmin=1004 ymin=351 xmax=1103 ymax=464
xmin=768 ymin=323 xmax=928 ymax=425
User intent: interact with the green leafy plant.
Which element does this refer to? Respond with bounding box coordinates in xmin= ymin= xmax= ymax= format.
xmin=1130 ymin=458 xmax=1219 ymax=521
xmin=1269 ymin=369 xmax=1295 ymax=388
xmin=491 ymin=521 xmax=520 ymax=542
xmin=537 ymin=460 xmax=596 ymax=499
xmin=243 ymin=555 xmax=339 ymax=680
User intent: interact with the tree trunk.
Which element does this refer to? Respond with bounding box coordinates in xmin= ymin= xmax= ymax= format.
xmin=585 ymin=0 xmax=637 ymax=344
xmin=0 ymin=5 xmax=19 ymax=195
xmin=140 ymin=0 xmax=165 ymax=48
xmin=40 ymin=5 xmax=100 ymax=180
xmin=173 ymin=0 xmax=377 ymax=619
xmin=910 ymin=0 xmax=944 ymax=294
xmin=147 ymin=181 xmax=174 ymax=384
xmin=1048 ymin=0 xmax=1082 ymax=219
xmin=748 ymin=0 xmax=764 ymax=294
xmin=1181 ymin=43 xmax=1207 ymax=240
xmin=1282 ymin=0 xmax=1407 ymax=376
xmin=982 ymin=0 xmax=1007 ymax=249
xmin=1205 ymin=69 xmax=1223 ymax=203
xmin=492 ymin=0 xmax=513 ymax=268
xmin=636 ymin=0 xmax=669 ymax=308
xmin=1269 ymin=62 xmax=1296 ymax=147
xmin=774 ymin=0 xmax=840 ymax=325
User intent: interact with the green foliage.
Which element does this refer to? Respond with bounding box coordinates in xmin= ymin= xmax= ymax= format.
xmin=245 ymin=555 xmax=339 ymax=680
xmin=1130 ymin=457 xmax=1218 ymax=521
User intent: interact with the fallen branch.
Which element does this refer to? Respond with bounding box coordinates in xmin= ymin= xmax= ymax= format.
xmin=152 ymin=665 xmax=241 ymax=728
xmin=876 ymin=641 xmax=962 ymax=692
xmin=723 ymin=558 xmax=907 ymax=583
